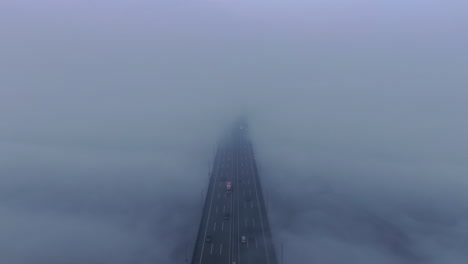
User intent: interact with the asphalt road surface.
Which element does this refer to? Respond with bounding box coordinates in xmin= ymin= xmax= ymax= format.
xmin=191 ymin=123 xmax=278 ymax=264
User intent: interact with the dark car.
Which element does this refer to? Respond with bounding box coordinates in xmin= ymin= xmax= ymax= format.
xmin=224 ymin=213 xmax=231 ymax=220
xmin=205 ymin=236 xmax=213 ymax=243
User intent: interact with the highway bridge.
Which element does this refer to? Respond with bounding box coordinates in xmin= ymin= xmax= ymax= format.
xmin=191 ymin=121 xmax=278 ymax=264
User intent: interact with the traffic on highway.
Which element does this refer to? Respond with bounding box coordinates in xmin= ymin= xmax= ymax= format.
xmin=191 ymin=123 xmax=277 ymax=264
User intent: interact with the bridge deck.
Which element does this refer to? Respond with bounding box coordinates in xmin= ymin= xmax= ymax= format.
xmin=191 ymin=123 xmax=278 ymax=264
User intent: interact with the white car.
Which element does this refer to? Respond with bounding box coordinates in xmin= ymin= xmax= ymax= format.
xmin=241 ymin=236 xmax=247 ymax=243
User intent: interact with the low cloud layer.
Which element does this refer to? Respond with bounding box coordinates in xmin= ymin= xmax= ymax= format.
xmin=1 ymin=0 xmax=467 ymax=263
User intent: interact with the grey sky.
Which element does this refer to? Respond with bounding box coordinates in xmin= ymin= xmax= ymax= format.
xmin=1 ymin=0 xmax=468 ymax=263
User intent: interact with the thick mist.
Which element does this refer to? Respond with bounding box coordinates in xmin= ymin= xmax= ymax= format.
xmin=1 ymin=0 xmax=467 ymax=263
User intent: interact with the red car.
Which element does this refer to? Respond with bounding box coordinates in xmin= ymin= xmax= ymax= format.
xmin=226 ymin=182 xmax=232 ymax=193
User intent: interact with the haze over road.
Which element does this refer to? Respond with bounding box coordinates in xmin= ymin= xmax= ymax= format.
xmin=1 ymin=0 xmax=468 ymax=263
xmin=192 ymin=121 xmax=277 ymax=264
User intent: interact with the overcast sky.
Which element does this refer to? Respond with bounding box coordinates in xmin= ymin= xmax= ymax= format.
xmin=1 ymin=0 xmax=468 ymax=263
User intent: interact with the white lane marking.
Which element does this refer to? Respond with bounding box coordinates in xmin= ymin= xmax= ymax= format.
xmin=255 ymin=236 xmax=258 ymax=248
xmin=222 ymin=221 xmax=224 ymax=231
xmin=236 ymin=136 xmax=241 ymax=264
xmin=244 ymin=202 xmax=246 ymax=209
xmin=247 ymin=238 xmax=249 ymax=249
xmin=198 ymin=149 xmax=222 ymax=264
xmin=249 ymin=144 xmax=271 ymax=264
xmin=216 ymin=206 xmax=219 ymax=214
xmin=213 ymin=222 xmax=217 ymax=231
xmin=223 ymin=205 xmax=226 ymax=213
xmin=243 ymin=190 xmax=245 ymax=196
xmin=248 ymin=179 xmax=250 ymax=185
xmin=245 ymin=218 xmax=247 ymax=227
xmin=210 ymin=243 xmax=214 ymax=255
xmin=253 ymin=218 xmax=256 ymax=227
xmin=249 ymin=190 xmax=251 ymax=196
xmin=218 ymin=192 xmax=220 ymax=198
xmin=251 ymin=201 xmax=253 ymax=208
xmin=220 ymin=243 xmax=223 ymax=255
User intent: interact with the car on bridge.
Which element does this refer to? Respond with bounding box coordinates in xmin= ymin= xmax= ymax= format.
xmin=205 ymin=236 xmax=213 ymax=243
xmin=241 ymin=236 xmax=247 ymax=243
xmin=224 ymin=213 xmax=230 ymax=220
xmin=226 ymin=182 xmax=232 ymax=193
